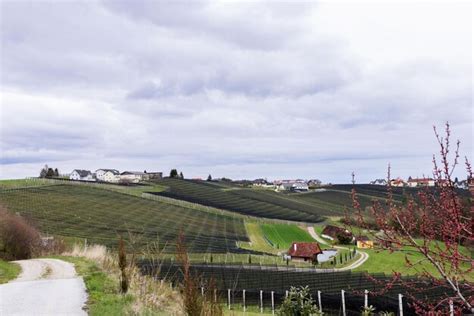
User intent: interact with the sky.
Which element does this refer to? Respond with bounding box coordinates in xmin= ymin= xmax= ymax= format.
xmin=0 ymin=0 xmax=472 ymax=183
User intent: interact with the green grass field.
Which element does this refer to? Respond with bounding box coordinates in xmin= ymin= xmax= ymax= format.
xmin=0 ymin=260 xmax=20 ymax=284
xmin=260 ymin=223 xmax=314 ymax=250
xmin=0 ymin=184 xmax=248 ymax=253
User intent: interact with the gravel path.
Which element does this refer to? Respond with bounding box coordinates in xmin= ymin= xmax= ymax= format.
xmin=0 ymin=258 xmax=88 ymax=315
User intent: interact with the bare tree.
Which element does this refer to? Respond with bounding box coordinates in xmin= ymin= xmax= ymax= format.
xmin=347 ymin=123 xmax=473 ymax=314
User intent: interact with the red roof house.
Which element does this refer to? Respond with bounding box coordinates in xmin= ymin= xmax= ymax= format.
xmin=287 ymin=242 xmax=322 ymax=262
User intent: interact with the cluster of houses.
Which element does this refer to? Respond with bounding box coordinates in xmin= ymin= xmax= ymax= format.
xmin=370 ymin=177 xmax=470 ymax=189
xmin=251 ymin=179 xmax=323 ymax=192
xmin=69 ymin=169 xmax=162 ymax=184
xmin=285 ymin=225 xmax=373 ymax=263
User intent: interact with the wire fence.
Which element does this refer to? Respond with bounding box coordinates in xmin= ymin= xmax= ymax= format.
xmin=139 ymin=260 xmax=471 ymax=315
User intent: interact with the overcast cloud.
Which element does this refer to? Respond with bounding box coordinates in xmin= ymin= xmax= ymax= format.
xmin=0 ymin=0 xmax=472 ymax=182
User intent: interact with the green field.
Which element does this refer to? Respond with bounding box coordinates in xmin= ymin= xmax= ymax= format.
xmin=0 ymin=184 xmax=249 ymax=253
xmin=260 ymin=223 xmax=314 ymax=250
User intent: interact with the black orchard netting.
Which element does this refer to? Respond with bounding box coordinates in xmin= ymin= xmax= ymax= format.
xmin=139 ymin=260 xmax=471 ymax=315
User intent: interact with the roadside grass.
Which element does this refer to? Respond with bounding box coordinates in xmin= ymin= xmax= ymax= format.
xmin=261 ymin=223 xmax=314 ymax=250
xmin=53 ymin=255 xmax=133 ymax=315
xmin=58 ymin=244 xmax=183 ymax=315
xmin=0 ymin=259 xmax=20 ymax=284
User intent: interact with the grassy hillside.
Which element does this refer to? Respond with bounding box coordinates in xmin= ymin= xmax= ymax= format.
xmin=153 ymin=178 xmax=328 ymax=223
xmin=260 ymin=223 xmax=314 ymax=250
xmin=0 ymin=184 xmax=249 ymax=253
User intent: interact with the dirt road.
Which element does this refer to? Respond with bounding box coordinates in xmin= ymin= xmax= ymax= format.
xmin=0 ymin=258 xmax=87 ymax=315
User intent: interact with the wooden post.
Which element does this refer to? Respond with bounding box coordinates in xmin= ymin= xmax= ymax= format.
xmin=341 ymin=290 xmax=346 ymax=316
xmin=260 ymin=290 xmax=263 ymax=313
xmin=243 ymin=290 xmax=246 ymax=312
xmin=364 ymin=290 xmax=368 ymax=309
xmin=318 ymin=290 xmax=322 ymax=313
xmin=449 ymin=300 xmax=454 ymax=316
xmin=201 ymin=287 xmax=204 ymax=296
xmin=214 ymin=289 xmax=217 ymax=303
xmin=228 ymin=289 xmax=231 ymax=309
xmin=271 ymin=291 xmax=275 ymax=315
xmin=398 ymin=294 xmax=403 ymax=316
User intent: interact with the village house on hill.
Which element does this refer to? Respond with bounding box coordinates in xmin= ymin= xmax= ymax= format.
xmin=69 ymin=169 xmax=94 ymax=182
xmin=287 ymin=242 xmax=322 ymax=263
xmin=96 ymin=169 xmax=120 ymax=183
xmin=356 ymin=236 xmax=374 ymax=249
xmin=407 ymin=177 xmax=435 ymax=187
xmin=120 ymin=171 xmax=163 ymax=183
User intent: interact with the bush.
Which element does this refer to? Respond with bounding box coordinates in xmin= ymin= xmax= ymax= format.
xmin=336 ymin=231 xmax=353 ymax=245
xmin=277 ymin=286 xmax=322 ymax=316
xmin=0 ymin=206 xmax=41 ymax=260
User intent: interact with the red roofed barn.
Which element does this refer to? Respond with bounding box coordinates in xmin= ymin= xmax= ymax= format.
xmin=287 ymin=242 xmax=322 ymax=263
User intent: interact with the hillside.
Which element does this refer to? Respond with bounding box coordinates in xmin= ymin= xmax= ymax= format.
xmin=0 ymin=184 xmax=249 ymax=253
xmin=152 ymin=178 xmax=330 ymax=223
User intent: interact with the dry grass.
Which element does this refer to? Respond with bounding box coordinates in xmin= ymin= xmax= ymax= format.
xmin=64 ymin=243 xmax=184 ymax=315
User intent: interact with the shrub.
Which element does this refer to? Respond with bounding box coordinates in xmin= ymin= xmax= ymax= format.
xmin=277 ymin=286 xmax=322 ymax=316
xmin=0 ymin=205 xmax=41 ymax=260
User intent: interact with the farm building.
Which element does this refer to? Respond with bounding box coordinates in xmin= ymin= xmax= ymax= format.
xmin=144 ymin=171 xmax=163 ymax=180
xmin=287 ymin=242 xmax=322 ymax=262
xmin=407 ymin=177 xmax=435 ymax=187
xmin=321 ymin=225 xmax=353 ymax=241
xmin=277 ymin=181 xmax=309 ymax=192
xmin=96 ymin=169 xmax=120 ymax=183
xmin=356 ymin=236 xmax=373 ymax=249
xmin=69 ymin=169 xmax=94 ymax=182
xmin=120 ymin=171 xmax=147 ymax=183
xmin=390 ymin=178 xmax=405 ymax=187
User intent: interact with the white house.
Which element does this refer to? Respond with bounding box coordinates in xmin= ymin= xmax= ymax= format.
xmin=95 ymin=169 xmax=120 ymax=183
xmin=120 ymin=171 xmax=146 ymax=183
xmin=406 ymin=178 xmax=435 ymax=187
xmin=70 ymin=169 xmax=95 ymax=182
xmin=277 ymin=181 xmax=309 ymax=192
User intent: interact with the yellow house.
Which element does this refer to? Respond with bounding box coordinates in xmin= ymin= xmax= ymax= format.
xmin=356 ymin=236 xmax=374 ymax=249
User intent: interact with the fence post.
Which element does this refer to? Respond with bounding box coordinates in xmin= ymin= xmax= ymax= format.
xmin=398 ymin=294 xmax=403 ymax=316
xmin=364 ymin=289 xmax=368 ymax=309
xmin=228 ymin=289 xmax=231 ymax=309
xmin=285 ymin=290 xmax=289 ymax=298
xmin=271 ymin=291 xmax=275 ymax=315
xmin=214 ymin=289 xmax=217 ymax=303
xmin=318 ymin=290 xmax=322 ymax=313
xmin=243 ymin=289 xmax=246 ymax=312
xmin=201 ymin=287 xmax=204 ymax=296
xmin=341 ymin=290 xmax=346 ymax=316
xmin=449 ymin=300 xmax=454 ymax=316
xmin=260 ymin=290 xmax=263 ymax=313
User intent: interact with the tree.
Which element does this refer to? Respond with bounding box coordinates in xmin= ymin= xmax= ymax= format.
xmin=169 ymin=169 xmax=178 ymax=178
xmin=346 ymin=123 xmax=473 ymax=314
xmin=46 ymin=168 xmax=55 ymax=178
xmin=179 ymin=171 xmax=184 ymax=179
xmin=336 ymin=231 xmax=353 ymax=245
xmin=277 ymin=286 xmax=322 ymax=316
xmin=39 ymin=165 xmax=48 ymax=178
xmin=207 ymin=174 xmax=212 ymax=181
xmin=54 ymin=168 xmax=59 ymax=177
